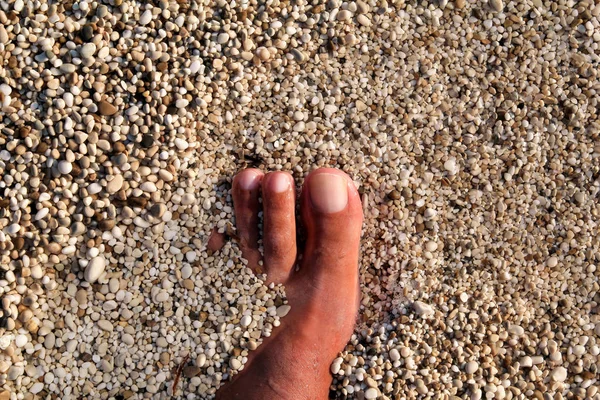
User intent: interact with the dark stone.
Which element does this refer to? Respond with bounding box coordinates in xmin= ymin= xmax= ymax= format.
xmin=140 ymin=135 xmax=154 ymax=148
xmin=80 ymin=24 xmax=94 ymax=41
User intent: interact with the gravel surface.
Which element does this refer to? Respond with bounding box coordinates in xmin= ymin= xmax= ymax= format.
xmin=0 ymin=0 xmax=599 ymax=399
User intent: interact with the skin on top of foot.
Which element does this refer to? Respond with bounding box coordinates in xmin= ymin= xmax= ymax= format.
xmin=216 ymin=167 xmax=363 ymax=400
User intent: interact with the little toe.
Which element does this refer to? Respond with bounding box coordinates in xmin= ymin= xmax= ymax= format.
xmin=261 ymin=172 xmax=297 ymax=284
xmin=232 ymin=168 xmax=264 ymax=271
xmin=298 ymin=168 xmax=363 ymax=287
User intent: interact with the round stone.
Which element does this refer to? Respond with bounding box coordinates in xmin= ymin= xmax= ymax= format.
xmin=465 ymin=361 xmax=479 ymax=374
xmin=79 ymin=43 xmax=96 ymax=58
xmin=229 ymin=358 xmax=242 ymax=370
xmin=240 ymin=315 xmax=252 ymax=327
xmin=58 ymin=161 xmax=73 ymax=174
xmin=14 ymin=335 xmax=27 ymax=348
xmin=546 ymin=256 xmax=558 ymax=268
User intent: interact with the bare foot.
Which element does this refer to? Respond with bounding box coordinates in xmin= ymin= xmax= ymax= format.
xmin=216 ymin=168 xmax=363 ymax=400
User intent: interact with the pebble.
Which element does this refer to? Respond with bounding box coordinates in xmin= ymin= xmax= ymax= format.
xmin=197 ymin=354 xmax=207 ymax=368
xmin=44 ymin=333 xmax=56 ymax=349
xmin=508 ymin=324 xmax=525 ymax=336
xmin=84 ymin=256 xmax=106 ymax=283
xmin=35 ymin=208 xmax=49 ymax=221
xmin=444 ymin=158 xmax=458 ymax=175
xmin=489 ymin=0 xmax=503 ymax=12
xmin=364 ymin=388 xmax=378 ymax=399
xmin=140 ymin=182 xmax=157 ymax=193
xmin=229 ymin=358 xmax=242 ymax=370
xmin=13 ymin=0 xmax=24 ymax=12
xmin=465 ymin=361 xmax=479 ymax=374
xmin=98 ymin=101 xmax=118 ymax=116
xmin=0 ymin=26 xmax=8 ymax=44
xmin=176 ymin=99 xmax=189 ymax=108
xmin=80 ymin=43 xmax=97 ymax=58
xmin=7 ymin=366 xmax=23 ymax=380
xmin=14 ymin=335 xmax=27 ymax=348
xmin=550 ymin=367 xmax=567 ymax=382
xmin=30 ymin=383 xmax=44 ymax=394
xmin=159 ymin=170 xmax=174 ymax=182
xmin=181 ymin=265 xmax=193 ymax=280
xmin=75 ymin=289 xmax=88 ymax=304
xmin=337 ymin=10 xmax=352 ymax=21
xmin=140 ymin=10 xmax=153 ymax=25
xmin=107 ymin=175 xmax=124 ymax=194
xmin=217 ymin=33 xmax=230 ymax=44
xmin=60 ymin=63 xmax=76 ymax=73
xmin=331 ymin=358 xmax=343 ymax=374
xmin=519 ymin=356 xmax=533 ymax=368
xmin=240 ymin=315 xmax=252 ymax=327
xmin=276 ymin=305 xmax=291 ymax=317
xmin=150 ymin=203 xmax=167 ymax=218
xmin=183 ymin=366 xmax=201 ymax=378
xmin=97 ymin=320 xmax=114 ymax=332
xmin=357 ymin=1 xmax=370 ymax=13
xmin=357 ymin=15 xmax=371 ymax=27
xmin=58 ymin=160 xmax=73 ymax=174
xmin=412 ymin=301 xmax=434 ymax=317
xmin=156 ymin=291 xmax=169 ymax=302
xmin=174 ymin=138 xmax=189 ymax=150
xmin=256 ymin=47 xmax=270 ymax=61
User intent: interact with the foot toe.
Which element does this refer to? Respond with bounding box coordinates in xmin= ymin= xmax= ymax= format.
xmin=232 ymin=168 xmax=264 ymax=271
xmin=262 ymin=172 xmax=297 ymax=283
xmin=299 ymin=168 xmax=363 ymax=282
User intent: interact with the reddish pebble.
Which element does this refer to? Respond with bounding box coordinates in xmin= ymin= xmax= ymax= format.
xmin=207 ymin=227 xmax=226 ymax=253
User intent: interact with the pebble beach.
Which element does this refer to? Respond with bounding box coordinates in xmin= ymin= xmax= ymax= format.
xmin=0 ymin=0 xmax=599 ymax=399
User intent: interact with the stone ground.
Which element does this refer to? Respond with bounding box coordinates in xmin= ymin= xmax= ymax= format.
xmin=0 ymin=0 xmax=599 ymax=399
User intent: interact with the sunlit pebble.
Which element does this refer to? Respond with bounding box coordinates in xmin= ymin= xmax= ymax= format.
xmin=546 ymin=256 xmax=558 ymax=268
xmin=139 ymin=9 xmax=152 ymax=25
xmin=58 ymin=161 xmax=72 ymax=174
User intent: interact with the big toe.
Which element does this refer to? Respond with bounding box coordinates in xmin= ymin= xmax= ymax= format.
xmin=298 ymin=168 xmax=363 ymax=288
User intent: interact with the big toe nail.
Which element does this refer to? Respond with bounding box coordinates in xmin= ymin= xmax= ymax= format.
xmin=309 ymin=173 xmax=348 ymax=213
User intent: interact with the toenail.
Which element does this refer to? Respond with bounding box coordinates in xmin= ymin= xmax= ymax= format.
xmin=309 ymin=173 xmax=348 ymax=213
xmin=237 ymin=170 xmax=262 ymax=190
xmin=270 ymin=173 xmax=292 ymax=193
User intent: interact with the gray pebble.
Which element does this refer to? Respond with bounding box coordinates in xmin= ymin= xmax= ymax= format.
xmin=60 ymin=63 xmax=76 ymax=73
xmin=140 ymin=10 xmax=152 ymax=25
xmin=79 ymin=43 xmax=96 ymax=58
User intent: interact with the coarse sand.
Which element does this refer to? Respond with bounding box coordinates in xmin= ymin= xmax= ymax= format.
xmin=0 ymin=0 xmax=599 ymax=399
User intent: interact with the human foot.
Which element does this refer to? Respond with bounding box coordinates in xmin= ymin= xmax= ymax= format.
xmin=215 ymin=168 xmax=363 ymax=400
